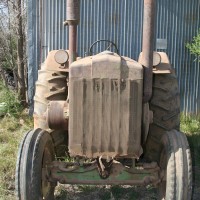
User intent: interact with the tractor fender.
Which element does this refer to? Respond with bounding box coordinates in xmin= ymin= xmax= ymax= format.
xmin=138 ymin=52 xmax=173 ymax=74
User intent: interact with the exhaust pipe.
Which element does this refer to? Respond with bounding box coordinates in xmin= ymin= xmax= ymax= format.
xmin=142 ymin=0 xmax=156 ymax=102
xmin=66 ymin=0 xmax=80 ymax=65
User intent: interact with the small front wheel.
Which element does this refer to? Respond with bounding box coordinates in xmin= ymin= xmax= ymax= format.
xmin=158 ymin=130 xmax=192 ymax=200
xmin=15 ymin=129 xmax=56 ymax=200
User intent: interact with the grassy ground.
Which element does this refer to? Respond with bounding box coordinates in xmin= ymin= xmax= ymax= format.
xmin=181 ymin=115 xmax=200 ymax=199
xmin=0 ymin=114 xmax=33 ymax=200
xmin=0 ymin=82 xmax=33 ymax=199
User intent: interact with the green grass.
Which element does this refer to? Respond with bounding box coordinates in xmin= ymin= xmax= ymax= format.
xmin=0 ymin=114 xmax=33 ymax=199
xmin=180 ymin=114 xmax=200 ymax=189
xmin=0 ymin=83 xmax=39 ymax=199
xmin=181 ymin=114 xmax=200 ymax=134
xmin=0 ymin=81 xmax=33 ymax=199
xmin=180 ymin=115 xmax=200 ymax=166
xmin=0 ymin=82 xmax=23 ymax=117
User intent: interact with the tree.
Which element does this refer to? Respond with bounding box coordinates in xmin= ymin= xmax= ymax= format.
xmin=0 ymin=1 xmax=16 ymax=87
xmin=0 ymin=0 xmax=27 ymax=106
xmin=16 ymin=0 xmax=26 ymax=105
xmin=186 ymin=30 xmax=200 ymax=61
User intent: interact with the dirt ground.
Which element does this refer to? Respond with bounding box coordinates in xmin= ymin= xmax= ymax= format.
xmin=55 ymin=185 xmax=157 ymax=200
xmin=54 ymin=185 xmax=200 ymax=200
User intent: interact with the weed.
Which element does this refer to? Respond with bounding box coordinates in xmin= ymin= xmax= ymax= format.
xmin=181 ymin=114 xmax=200 ymax=187
xmin=186 ymin=29 xmax=200 ymax=61
xmin=0 ymin=82 xmax=23 ymax=117
xmin=181 ymin=114 xmax=200 ymax=134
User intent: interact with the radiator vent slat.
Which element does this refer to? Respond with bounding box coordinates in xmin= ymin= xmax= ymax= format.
xmin=101 ymin=78 xmax=111 ymax=153
xmin=69 ymin=78 xmax=143 ymax=158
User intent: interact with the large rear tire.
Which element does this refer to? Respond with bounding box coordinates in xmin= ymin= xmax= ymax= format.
xmin=144 ymin=73 xmax=180 ymax=162
xmin=34 ymin=69 xmax=68 ymax=129
xmin=158 ymin=130 xmax=192 ymax=200
xmin=15 ymin=129 xmax=56 ymax=200
xmin=34 ymin=67 xmax=68 ymax=158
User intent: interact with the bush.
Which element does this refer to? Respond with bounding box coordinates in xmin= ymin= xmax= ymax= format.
xmin=186 ymin=29 xmax=200 ymax=61
xmin=181 ymin=114 xmax=200 ymax=134
xmin=0 ymin=82 xmax=22 ymax=117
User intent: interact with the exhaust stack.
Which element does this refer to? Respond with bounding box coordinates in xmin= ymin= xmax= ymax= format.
xmin=66 ymin=0 xmax=80 ymax=65
xmin=142 ymin=0 xmax=156 ymax=102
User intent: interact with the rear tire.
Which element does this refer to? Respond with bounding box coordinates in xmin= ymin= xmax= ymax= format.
xmin=34 ymin=67 xmax=68 ymax=158
xmin=158 ymin=130 xmax=192 ymax=200
xmin=144 ymin=73 xmax=180 ymax=162
xmin=34 ymin=69 xmax=68 ymax=129
xmin=15 ymin=129 xmax=56 ymax=200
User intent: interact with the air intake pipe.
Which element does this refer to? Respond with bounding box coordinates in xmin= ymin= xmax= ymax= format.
xmin=66 ymin=0 xmax=80 ymax=65
xmin=141 ymin=0 xmax=156 ymax=102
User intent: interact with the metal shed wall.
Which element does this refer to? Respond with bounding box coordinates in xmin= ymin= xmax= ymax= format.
xmin=28 ymin=0 xmax=200 ymax=115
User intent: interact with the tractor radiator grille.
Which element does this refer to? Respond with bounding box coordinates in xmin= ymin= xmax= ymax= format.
xmin=69 ymin=78 xmax=143 ymax=158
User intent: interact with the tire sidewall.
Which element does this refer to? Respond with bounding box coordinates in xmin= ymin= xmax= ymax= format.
xmin=17 ymin=129 xmax=55 ymax=200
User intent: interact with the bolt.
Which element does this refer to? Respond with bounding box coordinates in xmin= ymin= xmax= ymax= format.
xmin=60 ymin=177 xmax=66 ymax=184
xmin=63 ymin=110 xmax=69 ymax=119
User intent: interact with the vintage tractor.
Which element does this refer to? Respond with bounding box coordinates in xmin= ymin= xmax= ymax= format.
xmin=15 ymin=0 xmax=192 ymax=199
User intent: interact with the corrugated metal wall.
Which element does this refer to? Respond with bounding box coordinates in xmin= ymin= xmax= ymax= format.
xmin=156 ymin=0 xmax=200 ymax=115
xmin=28 ymin=0 xmax=200 ymax=115
xmin=27 ymin=0 xmax=41 ymax=113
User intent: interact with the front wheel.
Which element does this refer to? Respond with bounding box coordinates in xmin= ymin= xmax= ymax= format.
xmin=158 ymin=130 xmax=192 ymax=200
xmin=15 ymin=129 xmax=56 ymax=200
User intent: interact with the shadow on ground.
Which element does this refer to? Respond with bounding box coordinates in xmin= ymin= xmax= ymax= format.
xmin=55 ymin=185 xmax=157 ymax=200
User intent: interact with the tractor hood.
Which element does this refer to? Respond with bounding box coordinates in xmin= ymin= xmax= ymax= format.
xmin=69 ymin=52 xmax=143 ymax=159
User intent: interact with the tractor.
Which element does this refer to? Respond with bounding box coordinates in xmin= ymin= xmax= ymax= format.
xmin=15 ymin=0 xmax=192 ymax=199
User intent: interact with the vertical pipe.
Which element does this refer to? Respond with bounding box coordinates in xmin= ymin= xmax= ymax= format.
xmin=142 ymin=0 xmax=156 ymax=102
xmin=69 ymin=25 xmax=77 ymax=64
xmin=39 ymin=0 xmax=43 ymax=65
xmin=66 ymin=0 xmax=80 ymax=65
